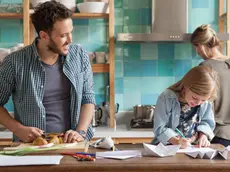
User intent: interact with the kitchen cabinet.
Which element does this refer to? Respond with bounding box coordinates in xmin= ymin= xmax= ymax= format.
xmin=0 ymin=0 xmax=115 ymax=128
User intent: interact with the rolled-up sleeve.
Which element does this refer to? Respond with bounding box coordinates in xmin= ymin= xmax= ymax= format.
xmin=0 ymin=57 xmax=14 ymax=106
xmin=154 ymin=94 xmax=178 ymax=145
xmin=197 ymin=102 xmax=215 ymax=140
xmin=80 ymin=48 xmax=96 ymax=105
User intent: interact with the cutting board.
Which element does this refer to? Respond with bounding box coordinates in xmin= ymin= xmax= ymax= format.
xmin=3 ymin=141 xmax=87 ymax=155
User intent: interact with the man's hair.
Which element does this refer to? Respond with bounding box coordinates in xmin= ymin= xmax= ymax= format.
xmin=31 ymin=0 xmax=73 ymax=35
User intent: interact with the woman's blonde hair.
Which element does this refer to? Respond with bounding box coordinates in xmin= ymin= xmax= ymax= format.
xmin=191 ymin=24 xmax=220 ymax=58
xmin=168 ymin=66 xmax=218 ymax=101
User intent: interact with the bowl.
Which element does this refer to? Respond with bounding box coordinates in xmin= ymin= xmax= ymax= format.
xmin=30 ymin=0 xmax=51 ymax=8
xmin=77 ymin=2 xmax=109 ymax=14
xmin=57 ymin=0 xmax=76 ymax=12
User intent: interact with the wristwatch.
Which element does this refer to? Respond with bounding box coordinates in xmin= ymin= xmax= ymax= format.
xmin=76 ymin=130 xmax=86 ymax=139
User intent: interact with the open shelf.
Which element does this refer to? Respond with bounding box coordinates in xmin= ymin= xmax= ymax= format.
xmin=92 ymin=64 xmax=109 ymax=73
xmin=0 ymin=12 xmax=108 ymax=19
xmin=72 ymin=13 xmax=109 ymax=19
xmin=29 ymin=9 xmax=109 ymax=18
xmin=0 ymin=13 xmax=23 ymax=19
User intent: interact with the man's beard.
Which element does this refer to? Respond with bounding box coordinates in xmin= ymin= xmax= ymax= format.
xmin=47 ymin=38 xmax=68 ymax=56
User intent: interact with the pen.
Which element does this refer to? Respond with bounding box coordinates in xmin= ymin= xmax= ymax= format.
xmin=75 ymin=152 xmax=96 ymax=157
xmin=175 ymin=128 xmax=185 ymax=138
xmin=61 ymin=152 xmax=96 ymax=157
xmin=73 ymin=154 xmax=95 ymax=161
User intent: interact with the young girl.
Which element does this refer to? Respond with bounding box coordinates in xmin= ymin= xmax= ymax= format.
xmin=191 ymin=24 xmax=230 ymax=147
xmin=152 ymin=66 xmax=218 ymax=148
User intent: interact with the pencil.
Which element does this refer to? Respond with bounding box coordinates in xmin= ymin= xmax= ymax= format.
xmin=175 ymin=128 xmax=185 ymax=138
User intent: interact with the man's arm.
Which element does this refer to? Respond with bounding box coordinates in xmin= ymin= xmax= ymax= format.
xmin=77 ymin=104 xmax=94 ymax=132
xmin=0 ymin=57 xmax=43 ymax=142
xmin=0 ymin=106 xmax=43 ymax=142
xmin=64 ymin=46 xmax=95 ymax=143
xmin=0 ymin=106 xmax=23 ymax=133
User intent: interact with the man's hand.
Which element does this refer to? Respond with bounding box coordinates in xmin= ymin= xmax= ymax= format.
xmin=14 ymin=126 xmax=43 ymax=143
xmin=198 ymin=133 xmax=210 ymax=148
xmin=64 ymin=130 xmax=85 ymax=143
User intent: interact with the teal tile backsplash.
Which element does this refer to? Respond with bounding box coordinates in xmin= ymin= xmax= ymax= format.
xmin=1 ymin=0 xmax=221 ymax=112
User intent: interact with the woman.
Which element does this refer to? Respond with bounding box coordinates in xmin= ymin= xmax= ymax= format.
xmin=191 ymin=24 xmax=230 ymax=147
xmin=153 ymin=66 xmax=218 ymax=148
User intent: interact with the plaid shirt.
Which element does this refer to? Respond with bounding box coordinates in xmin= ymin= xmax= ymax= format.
xmin=0 ymin=40 xmax=96 ymax=141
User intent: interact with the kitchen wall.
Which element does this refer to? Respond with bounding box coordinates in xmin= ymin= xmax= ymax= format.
xmin=1 ymin=0 xmax=222 ymax=112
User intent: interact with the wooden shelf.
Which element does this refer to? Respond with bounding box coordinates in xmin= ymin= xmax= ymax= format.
xmin=0 ymin=13 xmax=23 ymax=19
xmin=72 ymin=13 xmax=109 ymax=19
xmin=29 ymin=9 xmax=108 ymax=19
xmin=92 ymin=64 xmax=109 ymax=73
xmin=0 ymin=12 xmax=108 ymax=19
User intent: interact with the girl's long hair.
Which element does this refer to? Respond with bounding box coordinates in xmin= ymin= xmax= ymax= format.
xmin=168 ymin=66 xmax=218 ymax=101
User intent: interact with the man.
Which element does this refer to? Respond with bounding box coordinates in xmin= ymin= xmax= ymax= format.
xmin=0 ymin=0 xmax=95 ymax=143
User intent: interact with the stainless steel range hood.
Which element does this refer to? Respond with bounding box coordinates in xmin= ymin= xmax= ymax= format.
xmin=117 ymin=0 xmax=230 ymax=42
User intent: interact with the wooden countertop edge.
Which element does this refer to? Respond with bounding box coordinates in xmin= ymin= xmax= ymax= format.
xmin=1 ymin=163 xmax=230 ymax=172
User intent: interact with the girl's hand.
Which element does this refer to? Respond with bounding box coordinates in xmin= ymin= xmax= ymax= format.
xmin=198 ymin=133 xmax=210 ymax=148
xmin=179 ymin=138 xmax=192 ymax=149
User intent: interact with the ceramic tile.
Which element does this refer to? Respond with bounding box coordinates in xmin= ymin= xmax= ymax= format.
xmin=124 ymin=61 xmax=141 ymax=77
xmin=141 ymin=93 xmax=159 ymax=105
xmin=123 ymin=0 xmax=141 ymax=9
xmin=115 ymin=77 xmax=124 ymax=94
xmin=158 ymin=44 xmax=174 ymax=60
xmin=124 ymin=9 xmax=141 ymax=25
xmin=140 ymin=60 xmax=157 ymax=77
xmin=140 ymin=8 xmax=151 ymax=25
xmin=123 ymin=25 xmax=141 ymax=33
xmin=140 ymin=43 xmax=158 ymax=60
xmin=93 ymin=73 xmax=109 ymax=94
xmin=174 ymin=60 xmax=192 ymax=76
xmin=158 ymin=59 xmax=174 ymax=76
xmin=115 ymin=60 xmax=124 ymax=78
xmin=174 ymin=44 xmax=193 ymax=59
xmin=115 ymin=43 xmax=124 ymax=60
xmin=114 ymin=0 xmax=123 ymax=8
xmin=115 ymin=8 xmax=124 ymax=26
xmin=95 ymin=94 xmax=105 ymax=105
xmin=123 ymin=44 xmax=140 ymax=61
xmin=192 ymin=0 xmax=209 ymax=8
xmin=115 ymin=94 xmax=124 ymax=111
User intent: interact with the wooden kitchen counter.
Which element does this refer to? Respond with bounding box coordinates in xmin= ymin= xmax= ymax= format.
xmin=0 ymin=144 xmax=229 ymax=172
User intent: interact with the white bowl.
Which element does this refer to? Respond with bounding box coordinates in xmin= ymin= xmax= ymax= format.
xmin=57 ymin=0 xmax=76 ymax=12
xmin=77 ymin=2 xmax=109 ymax=14
xmin=30 ymin=0 xmax=51 ymax=8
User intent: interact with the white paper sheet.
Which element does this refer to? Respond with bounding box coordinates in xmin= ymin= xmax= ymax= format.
xmin=226 ymin=145 xmax=230 ymax=151
xmin=177 ymin=147 xmax=215 ymax=153
xmin=142 ymin=143 xmax=180 ymax=157
xmin=96 ymin=150 xmax=142 ymax=160
xmin=0 ymin=155 xmax=63 ymax=166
